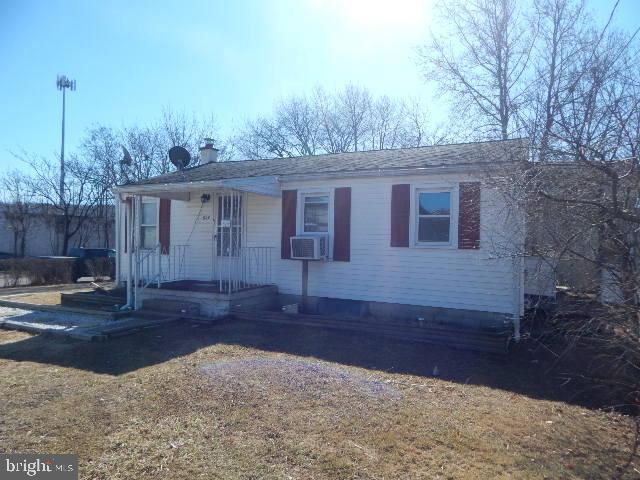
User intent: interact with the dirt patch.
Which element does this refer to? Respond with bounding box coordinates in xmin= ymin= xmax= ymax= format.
xmin=199 ymin=357 xmax=402 ymax=402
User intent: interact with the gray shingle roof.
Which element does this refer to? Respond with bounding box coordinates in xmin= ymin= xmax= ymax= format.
xmin=125 ymin=138 xmax=527 ymax=186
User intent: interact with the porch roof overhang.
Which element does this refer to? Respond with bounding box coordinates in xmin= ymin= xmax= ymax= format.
xmin=114 ymin=175 xmax=281 ymax=200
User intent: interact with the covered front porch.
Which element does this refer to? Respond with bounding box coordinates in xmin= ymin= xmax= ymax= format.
xmin=114 ymin=176 xmax=281 ymax=314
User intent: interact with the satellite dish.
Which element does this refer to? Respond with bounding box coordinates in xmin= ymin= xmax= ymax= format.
xmin=168 ymin=146 xmax=191 ymax=170
xmin=120 ymin=146 xmax=133 ymax=166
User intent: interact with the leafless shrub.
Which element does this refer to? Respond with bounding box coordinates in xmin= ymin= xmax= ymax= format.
xmin=0 ymin=258 xmax=75 ymax=286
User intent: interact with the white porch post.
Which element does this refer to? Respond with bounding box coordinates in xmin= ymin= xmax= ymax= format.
xmin=133 ymin=195 xmax=142 ymax=310
xmin=115 ymin=194 xmax=121 ymax=288
xmin=125 ymin=196 xmax=133 ymax=308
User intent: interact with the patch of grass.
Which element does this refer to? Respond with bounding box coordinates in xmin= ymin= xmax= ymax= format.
xmin=0 ymin=321 xmax=637 ymax=479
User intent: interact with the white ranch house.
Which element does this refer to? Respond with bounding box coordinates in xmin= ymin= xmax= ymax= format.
xmin=113 ymin=139 xmax=529 ymax=343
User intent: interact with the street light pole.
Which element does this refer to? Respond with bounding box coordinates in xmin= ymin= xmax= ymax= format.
xmin=56 ymin=75 xmax=76 ymax=206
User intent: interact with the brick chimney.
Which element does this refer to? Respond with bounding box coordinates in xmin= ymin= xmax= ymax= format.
xmin=199 ymin=138 xmax=219 ymax=164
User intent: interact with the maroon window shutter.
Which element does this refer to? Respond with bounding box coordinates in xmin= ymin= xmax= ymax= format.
xmin=458 ymin=182 xmax=481 ymax=249
xmin=333 ymin=187 xmax=351 ymax=261
xmin=390 ymin=184 xmax=410 ymax=247
xmin=159 ymin=198 xmax=171 ymax=254
xmin=281 ymin=190 xmax=297 ymax=259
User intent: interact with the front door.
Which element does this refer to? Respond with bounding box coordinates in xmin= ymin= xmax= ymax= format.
xmin=213 ymin=192 xmax=244 ymax=290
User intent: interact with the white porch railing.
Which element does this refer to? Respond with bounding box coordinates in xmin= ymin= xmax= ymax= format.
xmin=214 ymin=246 xmax=274 ymax=294
xmin=133 ymin=244 xmax=274 ymax=309
xmin=136 ymin=244 xmax=189 ymax=288
xmin=134 ymin=244 xmax=188 ymax=309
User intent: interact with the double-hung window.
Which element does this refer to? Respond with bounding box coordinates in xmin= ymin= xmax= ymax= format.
xmin=140 ymin=200 xmax=158 ymax=249
xmin=416 ymin=191 xmax=451 ymax=244
xmin=302 ymin=194 xmax=329 ymax=233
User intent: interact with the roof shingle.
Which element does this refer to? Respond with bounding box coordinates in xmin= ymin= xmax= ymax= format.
xmin=125 ymin=138 xmax=527 ymax=186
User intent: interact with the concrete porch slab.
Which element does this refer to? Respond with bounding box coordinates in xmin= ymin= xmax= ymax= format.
xmin=0 ymin=306 xmax=178 ymax=341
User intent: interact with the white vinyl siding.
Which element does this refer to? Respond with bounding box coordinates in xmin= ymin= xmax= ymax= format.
xmin=248 ymin=174 xmax=522 ymax=316
xmin=117 ymin=173 xmax=524 ymax=317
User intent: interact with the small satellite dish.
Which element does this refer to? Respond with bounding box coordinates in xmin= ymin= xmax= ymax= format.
xmin=168 ymin=146 xmax=191 ymax=170
xmin=121 ymin=146 xmax=133 ymax=166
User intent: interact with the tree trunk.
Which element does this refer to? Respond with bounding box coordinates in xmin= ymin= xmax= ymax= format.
xmin=62 ymin=221 xmax=71 ymax=256
xmin=19 ymin=231 xmax=26 ymax=257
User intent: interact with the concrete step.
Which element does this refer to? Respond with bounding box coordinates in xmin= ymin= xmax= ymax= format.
xmin=140 ymin=298 xmax=200 ymax=316
xmin=234 ymin=310 xmax=512 ymax=354
xmin=61 ymin=292 xmax=126 ymax=311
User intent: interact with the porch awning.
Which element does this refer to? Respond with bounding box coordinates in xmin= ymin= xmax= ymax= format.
xmin=114 ymin=175 xmax=281 ymax=199
xmin=219 ymin=176 xmax=280 ymax=197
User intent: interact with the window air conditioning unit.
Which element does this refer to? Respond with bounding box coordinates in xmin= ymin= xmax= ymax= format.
xmin=290 ymin=235 xmax=329 ymax=260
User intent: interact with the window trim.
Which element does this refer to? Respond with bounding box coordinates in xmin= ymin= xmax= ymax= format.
xmin=296 ymin=189 xmax=334 ymax=257
xmin=410 ymin=184 xmax=458 ymax=248
xmin=140 ymin=198 xmax=158 ymax=250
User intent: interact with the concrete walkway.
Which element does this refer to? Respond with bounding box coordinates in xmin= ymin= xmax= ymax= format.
xmin=0 ymin=305 xmax=178 ymax=341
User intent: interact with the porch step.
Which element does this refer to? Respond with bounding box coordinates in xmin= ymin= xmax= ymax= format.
xmin=97 ymin=315 xmax=181 ymax=338
xmin=61 ymin=291 xmax=126 ymax=311
xmin=140 ymin=298 xmax=200 ymax=316
xmin=233 ymin=310 xmax=512 ymax=354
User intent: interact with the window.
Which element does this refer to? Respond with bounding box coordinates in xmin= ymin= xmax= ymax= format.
xmin=140 ymin=201 xmax=157 ymax=249
xmin=417 ymin=191 xmax=451 ymax=243
xmin=303 ymin=194 xmax=329 ymax=233
xmin=216 ymin=194 xmax=242 ymax=256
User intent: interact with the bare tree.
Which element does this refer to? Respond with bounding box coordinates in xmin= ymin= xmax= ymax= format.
xmin=523 ymin=0 xmax=587 ymax=161
xmin=0 ymin=171 xmax=35 ymax=256
xmin=275 ymin=95 xmax=319 ymax=156
xmin=18 ymin=154 xmax=103 ymax=255
xmin=337 ymin=84 xmax=372 ymax=151
xmin=368 ymin=95 xmax=404 ymax=150
xmin=312 ymin=86 xmax=352 ymax=154
xmin=234 ymin=85 xmax=446 ymax=159
xmin=419 ymin=0 xmax=534 ymax=140
xmin=400 ymin=98 xmax=451 ymax=147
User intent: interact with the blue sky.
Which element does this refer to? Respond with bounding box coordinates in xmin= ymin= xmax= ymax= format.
xmin=0 ymin=0 xmax=636 ymax=171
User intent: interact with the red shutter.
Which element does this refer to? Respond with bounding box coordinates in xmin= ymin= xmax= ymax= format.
xmin=333 ymin=187 xmax=351 ymax=261
xmin=390 ymin=184 xmax=410 ymax=247
xmin=458 ymin=182 xmax=481 ymax=249
xmin=281 ymin=190 xmax=297 ymax=259
xmin=159 ymin=198 xmax=171 ymax=254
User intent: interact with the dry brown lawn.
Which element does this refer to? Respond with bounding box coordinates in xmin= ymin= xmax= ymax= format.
xmin=0 ymin=320 xmax=636 ymax=479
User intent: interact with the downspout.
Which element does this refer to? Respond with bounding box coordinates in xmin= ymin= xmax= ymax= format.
xmin=512 ymin=254 xmax=522 ymax=342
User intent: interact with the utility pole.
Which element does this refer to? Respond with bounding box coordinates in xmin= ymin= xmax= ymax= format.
xmin=56 ymin=75 xmax=76 ymax=205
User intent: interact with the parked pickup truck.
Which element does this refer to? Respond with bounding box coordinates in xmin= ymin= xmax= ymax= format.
xmin=37 ymin=247 xmax=116 ymax=282
xmin=67 ymin=248 xmax=116 ymax=281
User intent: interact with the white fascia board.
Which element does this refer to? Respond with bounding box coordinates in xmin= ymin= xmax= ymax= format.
xmin=113 ymin=176 xmax=281 ymax=198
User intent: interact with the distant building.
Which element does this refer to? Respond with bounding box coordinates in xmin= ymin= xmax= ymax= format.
xmin=0 ymin=204 xmax=114 ymax=256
